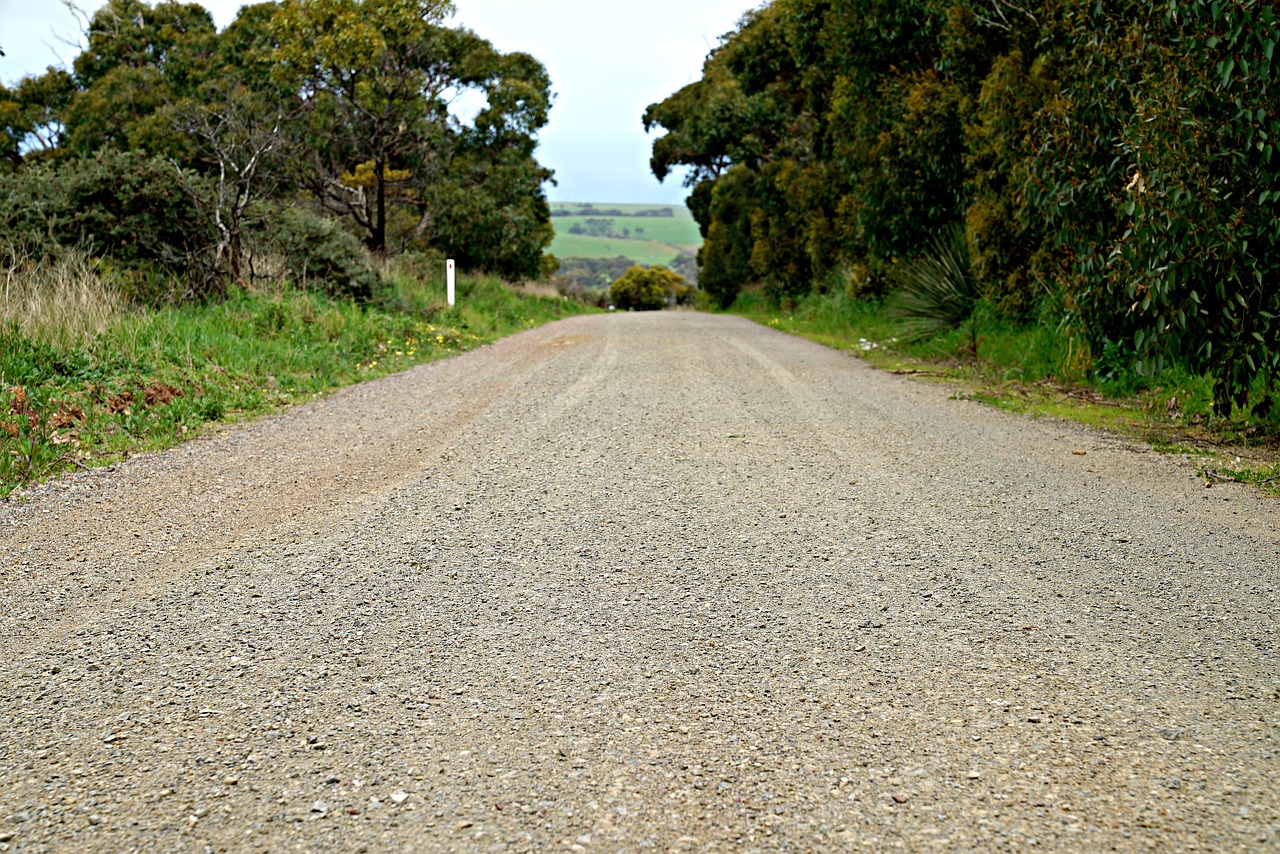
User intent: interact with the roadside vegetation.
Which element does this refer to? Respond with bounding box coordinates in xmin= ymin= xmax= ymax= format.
xmin=646 ymin=0 xmax=1278 ymax=423
xmin=1 ymin=254 xmax=589 ymax=498
xmin=646 ymin=0 xmax=1279 ymax=492
xmin=2 ymin=0 xmax=558 ymax=290
xmin=732 ymin=286 xmax=1280 ymax=495
xmin=0 ymin=0 xmax=586 ymax=498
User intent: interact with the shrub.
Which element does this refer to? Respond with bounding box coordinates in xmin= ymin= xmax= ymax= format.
xmin=1107 ymin=0 xmax=1280 ymax=415
xmin=885 ymin=223 xmax=977 ymax=345
xmin=0 ymin=150 xmax=213 ymax=303
xmin=609 ymin=266 xmax=690 ymax=311
xmin=264 ymin=207 xmax=383 ymax=302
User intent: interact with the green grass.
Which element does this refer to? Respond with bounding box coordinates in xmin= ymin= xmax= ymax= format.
xmin=551 ymin=215 xmax=700 ymax=250
xmin=549 ymin=203 xmax=701 ymax=268
xmin=732 ymin=286 xmax=1280 ymax=495
xmin=548 ymin=234 xmax=690 ymax=266
xmin=1 ymin=273 xmax=593 ymax=498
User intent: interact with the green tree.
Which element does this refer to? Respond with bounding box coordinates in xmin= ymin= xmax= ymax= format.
xmin=212 ymin=3 xmax=291 ymax=96
xmin=0 ymin=70 xmax=76 ymax=170
xmin=697 ymin=168 xmax=757 ymax=307
xmin=1 ymin=0 xmax=558 ymax=297
xmin=1106 ymin=0 xmax=1280 ymax=413
xmin=403 ymin=43 xmax=556 ymax=278
xmin=961 ymin=47 xmax=1053 ymax=316
xmin=610 ymin=266 xmax=688 ymax=311
xmin=62 ymin=0 xmax=218 ymax=158
xmin=272 ymin=0 xmax=555 ymax=267
xmin=271 ymin=0 xmax=462 ymax=254
xmin=643 ymin=59 xmax=749 ymax=188
xmin=646 ymin=0 xmax=953 ymax=302
xmin=427 ymin=150 xmax=554 ymax=280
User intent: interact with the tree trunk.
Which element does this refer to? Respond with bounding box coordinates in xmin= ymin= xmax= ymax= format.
xmin=228 ymin=229 xmax=242 ymax=283
xmin=372 ymin=157 xmax=387 ymax=254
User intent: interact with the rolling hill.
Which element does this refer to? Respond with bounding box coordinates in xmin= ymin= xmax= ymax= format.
xmin=549 ymin=203 xmax=702 ymax=288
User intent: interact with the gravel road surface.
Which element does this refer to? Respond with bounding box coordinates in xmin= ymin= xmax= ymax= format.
xmin=2 ymin=312 xmax=1277 ymax=852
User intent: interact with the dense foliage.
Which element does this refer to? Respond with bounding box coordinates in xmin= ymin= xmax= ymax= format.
xmin=646 ymin=0 xmax=1279 ymax=414
xmin=609 ymin=266 xmax=692 ymax=311
xmin=0 ymin=0 xmax=557 ymax=299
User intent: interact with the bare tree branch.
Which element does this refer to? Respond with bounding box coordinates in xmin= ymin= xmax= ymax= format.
xmin=974 ymin=0 xmax=1038 ymax=31
xmin=169 ymin=86 xmax=296 ymax=288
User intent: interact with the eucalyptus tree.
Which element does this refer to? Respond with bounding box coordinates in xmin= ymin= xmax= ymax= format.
xmin=63 ymin=0 xmax=218 ymax=158
xmin=415 ymin=45 xmax=556 ymax=278
xmin=0 ymin=70 xmax=76 ymax=169
xmin=270 ymin=0 xmax=556 ymax=271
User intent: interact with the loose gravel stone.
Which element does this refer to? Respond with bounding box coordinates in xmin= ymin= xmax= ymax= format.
xmin=1 ymin=312 xmax=1278 ymax=851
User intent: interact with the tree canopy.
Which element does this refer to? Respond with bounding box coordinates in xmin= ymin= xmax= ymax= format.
xmin=1 ymin=0 xmax=557 ymax=294
xmin=646 ymin=0 xmax=1280 ymax=414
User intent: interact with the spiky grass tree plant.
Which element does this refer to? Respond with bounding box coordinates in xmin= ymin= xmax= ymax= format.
xmin=886 ymin=223 xmax=979 ymax=355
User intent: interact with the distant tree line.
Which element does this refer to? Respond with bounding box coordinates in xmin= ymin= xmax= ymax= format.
xmin=566 ymin=218 xmax=650 ymax=240
xmin=554 ymin=256 xmax=636 ymax=289
xmin=0 ymin=0 xmax=557 ymax=304
xmin=646 ymin=0 xmax=1279 ymax=414
xmin=550 ymin=206 xmax=676 ymax=218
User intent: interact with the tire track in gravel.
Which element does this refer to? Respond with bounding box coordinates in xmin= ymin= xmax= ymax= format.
xmin=1 ymin=311 xmax=1277 ymax=852
xmin=0 ymin=326 xmax=590 ymax=647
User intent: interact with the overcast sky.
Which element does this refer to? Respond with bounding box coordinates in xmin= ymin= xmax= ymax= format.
xmin=0 ymin=0 xmax=756 ymax=203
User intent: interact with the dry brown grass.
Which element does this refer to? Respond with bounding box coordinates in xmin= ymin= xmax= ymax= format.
xmin=510 ymin=280 xmax=560 ymax=299
xmin=1 ymin=246 xmax=124 ymax=347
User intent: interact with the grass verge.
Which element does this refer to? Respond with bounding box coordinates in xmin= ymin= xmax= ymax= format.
xmin=732 ymin=287 xmax=1280 ymax=496
xmin=1 ymin=270 xmax=592 ymax=499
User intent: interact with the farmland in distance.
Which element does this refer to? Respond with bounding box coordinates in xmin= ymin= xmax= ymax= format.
xmin=549 ymin=203 xmax=702 ymax=290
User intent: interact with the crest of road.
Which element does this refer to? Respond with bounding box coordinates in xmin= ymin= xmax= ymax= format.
xmin=2 ymin=312 xmax=1277 ymax=850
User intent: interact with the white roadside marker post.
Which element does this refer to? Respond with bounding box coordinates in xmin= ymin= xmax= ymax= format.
xmin=447 ymin=259 xmax=456 ymax=307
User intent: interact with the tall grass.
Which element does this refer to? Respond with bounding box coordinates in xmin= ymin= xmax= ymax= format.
xmin=1 ymin=246 xmax=124 ymax=348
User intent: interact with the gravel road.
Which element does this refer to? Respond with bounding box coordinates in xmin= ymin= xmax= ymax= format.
xmin=2 ymin=312 xmax=1277 ymax=852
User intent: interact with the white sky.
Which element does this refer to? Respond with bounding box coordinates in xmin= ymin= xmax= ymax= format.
xmin=0 ymin=0 xmax=756 ymax=203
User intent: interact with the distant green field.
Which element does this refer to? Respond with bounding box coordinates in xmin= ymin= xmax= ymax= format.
xmin=548 ymin=202 xmax=701 ymax=267
xmin=549 ymin=234 xmax=687 ymax=267
xmin=554 ymin=216 xmax=699 ymax=248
